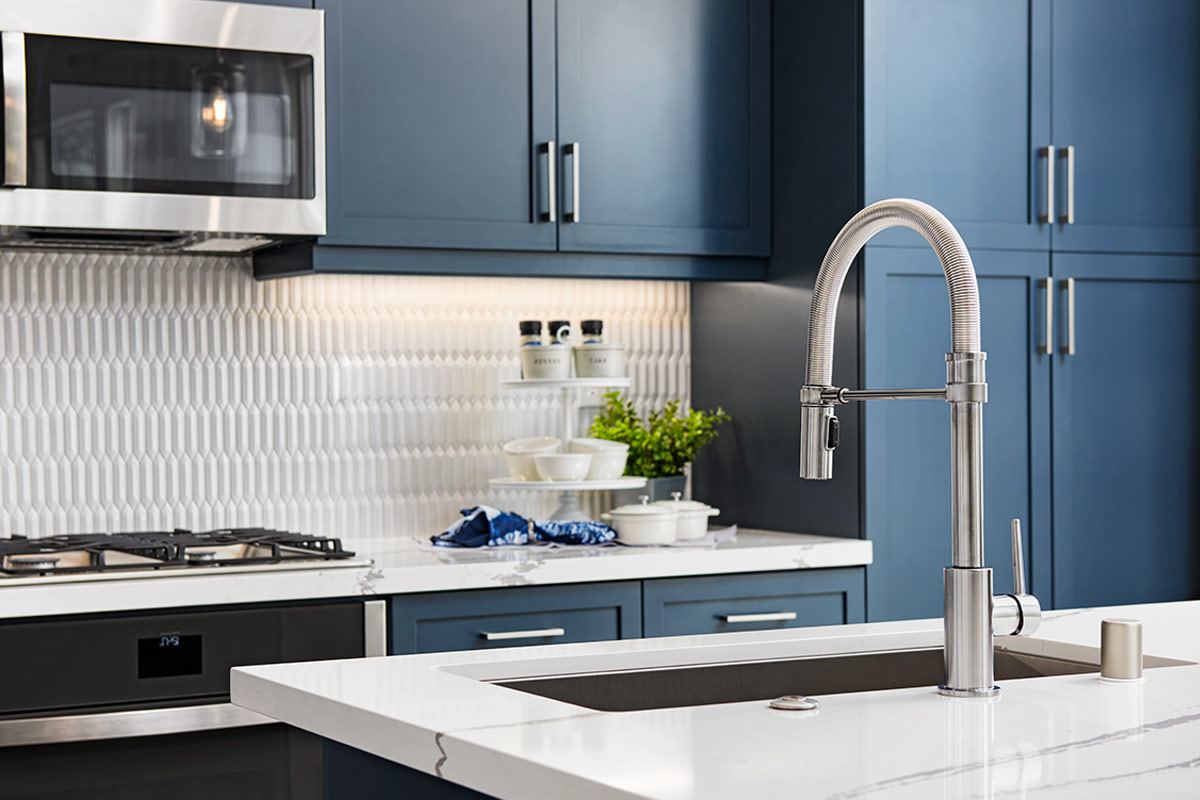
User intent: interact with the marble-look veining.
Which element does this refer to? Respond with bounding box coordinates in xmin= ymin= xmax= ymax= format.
xmin=232 ymin=601 xmax=1200 ymax=800
xmin=0 ymin=530 xmax=869 ymax=619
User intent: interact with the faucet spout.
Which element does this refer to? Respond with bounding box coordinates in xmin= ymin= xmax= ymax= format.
xmin=798 ymin=199 xmax=1038 ymax=698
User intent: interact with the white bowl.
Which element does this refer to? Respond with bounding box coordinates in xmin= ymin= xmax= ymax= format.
xmin=585 ymin=449 xmax=629 ymax=480
xmin=503 ymin=437 xmax=561 ymax=481
xmin=568 ymin=437 xmax=630 ymax=454
xmin=533 ymin=453 xmax=593 ymax=482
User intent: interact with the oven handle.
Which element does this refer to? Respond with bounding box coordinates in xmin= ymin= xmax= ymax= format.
xmin=363 ymin=599 xmax=387 ymax=657
xmin=0 ymin=703 xmax=273 ymax=748
xmin=1 ymin=31 xmax=26 ymax=187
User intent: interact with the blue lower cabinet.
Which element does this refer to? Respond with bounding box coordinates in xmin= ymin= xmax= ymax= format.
xmin=324 ymin=740 xmax=492 ymax=799
xmin=642 ymin=569 xmax=865 ymax=638
xmin=389 ymin=582 xmax=641 ymax=655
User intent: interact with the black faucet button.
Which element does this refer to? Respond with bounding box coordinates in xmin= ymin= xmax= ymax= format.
xmin=826 ymin=416 xmax=840 ymax=450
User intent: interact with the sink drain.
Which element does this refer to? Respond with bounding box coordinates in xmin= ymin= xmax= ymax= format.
xmin=769 ymin=695 xmax=819 ymax=711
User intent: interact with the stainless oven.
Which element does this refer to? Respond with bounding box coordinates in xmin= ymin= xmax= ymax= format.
xmin=0 ymin=599 xmax=386 ymax=800
xmin=0 ymin=0 xmax=324 ymax=251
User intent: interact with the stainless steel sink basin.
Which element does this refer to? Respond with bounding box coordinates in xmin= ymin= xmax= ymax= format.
xmin=495 ymin=647 xmax=1101 ymax=712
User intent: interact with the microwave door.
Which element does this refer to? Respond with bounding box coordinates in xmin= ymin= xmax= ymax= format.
xmin=0 ymin=0 xmax=324 ymax=237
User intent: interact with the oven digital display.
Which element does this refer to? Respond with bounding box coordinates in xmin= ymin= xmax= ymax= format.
xmin=138 ymin=634 xmax=202 ymax=679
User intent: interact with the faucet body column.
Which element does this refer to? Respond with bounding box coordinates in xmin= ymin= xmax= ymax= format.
xmin=941 ymin=351 xmax=997 ymax=696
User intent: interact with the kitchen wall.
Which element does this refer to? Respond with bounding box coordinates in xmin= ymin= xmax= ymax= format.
xmin=0 ymin=251 xmax=689 ymax=552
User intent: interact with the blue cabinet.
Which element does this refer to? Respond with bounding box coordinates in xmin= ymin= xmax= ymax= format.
xmin=862 ymin=246 xmax=1052 ymax=621
xmin=863 ymin=0 xmax=1051 ymax=251
xmin=555 ymin=0 xmax=769 ymax=256
xmin=389 ymin=582 xmax=641 ymax=655
xmin=642 ymin=569 xmax=864 ymax=637
xmin=1050 ymin=254 xmax=1200 ymax=608
xmin=288 ymin=0 xmax=770 ymax=278
xmin=318 ymin=0 xmax=556 ymax=252
xmin=1050 ymin=1 xmax=1200 ymax=255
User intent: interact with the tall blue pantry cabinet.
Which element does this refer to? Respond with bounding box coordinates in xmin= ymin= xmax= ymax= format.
xmin=862 ymin=0 xmax=1200 ymax=617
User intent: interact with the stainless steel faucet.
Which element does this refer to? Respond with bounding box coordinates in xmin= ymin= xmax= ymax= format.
xmin=799 ymin=198 xmax=1041 ymax=697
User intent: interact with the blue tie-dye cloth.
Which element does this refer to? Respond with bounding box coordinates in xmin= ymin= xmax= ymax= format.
xmin=431 ymin=506 xmax=616 ymax=548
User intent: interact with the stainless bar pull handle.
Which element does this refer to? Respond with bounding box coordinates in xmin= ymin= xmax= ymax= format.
xmin=1059 ymin=146 xmax=1075 ymax=225
xmin=363 ymin=599 xmax=387 ymax=657
xmin=1038 ymin=278 xmax=1053 ymax=355
xmin=719 ymin=611 xmax=798 ymax=623
xmin=1038 ymin=145 xmax=1055 ymax=224
xmin=481 ymin=627 xmax=565 ymax=641
xmin=1060 ymin=277 xmax=1076 ymax=355
xmin=541 ymin=140 xmax=556 ymax=223
xmin=564 ymin=142 xmax=580 ymax=223
xmin=2 ymin=32 xmax=27 ymax=187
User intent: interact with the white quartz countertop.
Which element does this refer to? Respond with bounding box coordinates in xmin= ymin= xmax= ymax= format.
xmin=232 ymin=601 xmax=1200 ymax=799
xmin=0 ymin=530 xmax=870 ymax=619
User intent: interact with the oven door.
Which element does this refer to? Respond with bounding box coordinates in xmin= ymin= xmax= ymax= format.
xmin=0 ymin=0 xmax=324 ymax=236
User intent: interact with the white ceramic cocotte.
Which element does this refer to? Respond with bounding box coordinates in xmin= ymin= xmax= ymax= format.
xmin=603 ymin=493 xmax=720 ymax=545
xmin=652 ymin=492 xmax=720 ymax=541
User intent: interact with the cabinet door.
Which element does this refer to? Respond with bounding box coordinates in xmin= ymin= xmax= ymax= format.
xmin=863 ymin=246 xmax=1052 ymax=621
xmin=555 ymin=0 xmax=769 ymax=257
xmin=389 ymin=582 xmax=641 ymax=655
xmin=863 ymin=0 xmax=1051 ymax=251
xmin=318 ymin=0 xmax=556 ymax=250
xmin=1051 ymin=254 xmax=1200 ymax=608
xmin=1050 ymin=1 xmax=1200 ymax=254
xmin=642 ymin=570 xmax=865 ymax=638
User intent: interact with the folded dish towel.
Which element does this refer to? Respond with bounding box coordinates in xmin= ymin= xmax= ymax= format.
xmin=431 ymin=506 xmax=616 ymax=548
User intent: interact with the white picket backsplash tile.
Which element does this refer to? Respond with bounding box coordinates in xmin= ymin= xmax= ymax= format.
xmin=0 ymin=251 xmax=689 ymax=552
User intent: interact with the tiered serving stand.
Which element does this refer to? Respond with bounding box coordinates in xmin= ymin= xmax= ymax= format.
xmin=489 ymin=377 xmax=646 ymax=520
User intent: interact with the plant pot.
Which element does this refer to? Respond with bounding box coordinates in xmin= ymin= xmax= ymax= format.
xmin=613 ymin=474 xmax=687 ymax=507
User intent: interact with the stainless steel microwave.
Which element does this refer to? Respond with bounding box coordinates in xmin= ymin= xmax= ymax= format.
xmin=0 ymin=0 xmax=324 ymax=252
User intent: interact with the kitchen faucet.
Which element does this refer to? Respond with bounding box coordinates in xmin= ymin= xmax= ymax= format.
xmin=798 ymin=198 xmax=1041 ymax=697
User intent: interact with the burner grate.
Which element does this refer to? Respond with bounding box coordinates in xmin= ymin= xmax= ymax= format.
xmin=0 ymin=529 xmax=356 ymax=576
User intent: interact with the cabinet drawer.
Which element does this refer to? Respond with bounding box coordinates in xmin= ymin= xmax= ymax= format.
xmin=642 ymin=569 xmax=865 ymax=638
xmin=389 ymin=582 xmax=641 ymax=655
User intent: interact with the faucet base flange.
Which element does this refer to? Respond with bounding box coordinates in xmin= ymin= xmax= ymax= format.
xmin=937 ymin=685 xmax=1000 ymax=699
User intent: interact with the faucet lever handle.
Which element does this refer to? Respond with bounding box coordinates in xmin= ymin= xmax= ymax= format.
xmin=1011 ymin=519 xmax=1026 ymax=596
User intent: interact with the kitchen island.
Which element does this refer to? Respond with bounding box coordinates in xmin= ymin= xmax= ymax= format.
xmin=232 ymin=601 xmax=1200 ymax=799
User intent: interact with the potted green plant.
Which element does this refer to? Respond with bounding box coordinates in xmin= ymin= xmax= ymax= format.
xmin=588 ymin=391 xmax=730 ymax=502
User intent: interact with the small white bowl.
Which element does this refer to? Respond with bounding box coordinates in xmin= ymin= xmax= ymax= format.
xmin=568 ymin=437 xmax=630 ymax=454
xmin=503 ymin=437 xmax=561 ymax=481
xmin=533 ymin=453 xmax=593 ymax=482
xmin=585 ymin=449 xmax=628 ymax=480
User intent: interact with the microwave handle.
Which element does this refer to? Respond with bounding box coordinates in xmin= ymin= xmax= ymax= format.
xmin=2 ymin=31 xmax=26 ymax=187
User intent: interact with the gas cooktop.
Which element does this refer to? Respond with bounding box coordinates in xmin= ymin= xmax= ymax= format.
xmin=0 ymin=528 xmax=359 ymax=578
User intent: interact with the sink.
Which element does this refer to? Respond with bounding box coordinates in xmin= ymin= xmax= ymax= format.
xmin=495 ymin=647 xmax=1104 ymax=712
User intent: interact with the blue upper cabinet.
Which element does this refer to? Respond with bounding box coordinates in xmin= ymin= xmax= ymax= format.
xmin=1049 ymin=1 xmax=1200 ymax=255
xmin=555 ymin=1 xmax=769 ymax=256
xmin=862 ymin=245 xmax=1052 ymax=621
xmin=318 ymin=0 xmax=556 ymax=252
xmin=288 ymin=0 xmax=770 ymax=278
xmin=862 ymin=0 xmax=1051 ymax=251
xmin=1050 ymin=254 xmax=1200 ymax=608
